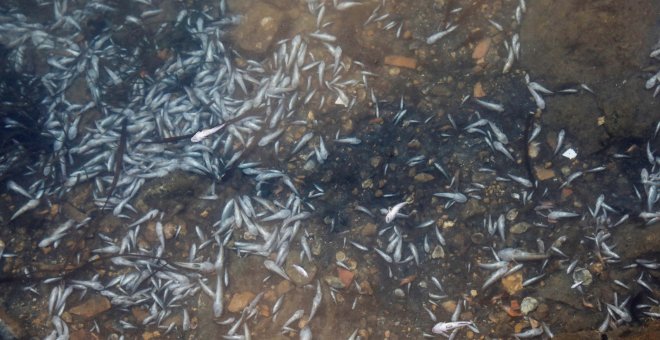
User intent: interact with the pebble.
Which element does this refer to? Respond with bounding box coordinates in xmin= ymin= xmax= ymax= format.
xmin=69 ymin=295 xmax=111 ymax=319
xmin=501 ymin=272 xmax=523 ymax=295
xmin=359 ymin=223 xmax=377 ymax=237
xmin=337 ymin=268 xmax=355 ymax=287
xmin=473 ymin=81 xmax=486 ymax=97
xmin=572 ymin=268 xmax=593 ymax=286
xmin=324 ymin=275 xmax=346 ymax=289
xmin=534 ymin=166 xmax=556 ymax=181
xmin=506 ymin=208 xmax=519 ymax=221
xmin=370 ymin=156 xmax=382 ymax=168
xmin=230 ymin=3 xmax=283 ymax=54
xmin=414 ymin=173 xmax=435 ymax=182
xmin=441 ymin=300 xmax=457 ymax=313
xmin=359 ymin=281 xmax=374 ymax=295
xmin=510 ymin=222 xmax=531 ymax=234
xmin=528 ymin=142 xmax=540 ymax=158
xmin=393 ymin=288 xmax=406 ymax=298
xmin=470 ymin=232 xmax=485 ymax=244
xmin=384 ymin=55 xmax=417 ymax=69
xmin=431 ymin=245 xmax=445 ymax=259
xmin=286 ymin=262 xmax=317 ymax=286
xmin=335 ymin=251 xmax=346 ymax=262
xmin=228 ymin=291 xmax=256 ymax=313
xmin=472 ymin=38 xmax=491 ymax=60
xmin=521 ymin=297 xmax=539 ymax=315
xmin=388 ymin=67 xmax=401 ymax=76
xmin=276 ymin=280 xmax=293 ymax=296
xmin=407 ymin=139 xmax=421 ymax=149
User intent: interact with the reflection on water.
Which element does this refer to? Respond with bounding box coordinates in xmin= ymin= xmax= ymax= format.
xmin=0 ymin=0 xmax=659 ymax=339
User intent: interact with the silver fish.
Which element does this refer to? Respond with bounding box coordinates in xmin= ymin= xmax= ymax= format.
xmin=426 ymin=25 xmax=458 ymax=44
xmin=498 ymin=248 xmax=548 ymax=261
xmin=264 ymin=260 xmax=290 ymax=281
xmin=474 ymin=98 xmax=504 ymax=112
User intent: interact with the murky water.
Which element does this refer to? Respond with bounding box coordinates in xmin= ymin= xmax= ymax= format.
xmin=0 ymin=0 xmax=659 ymax=339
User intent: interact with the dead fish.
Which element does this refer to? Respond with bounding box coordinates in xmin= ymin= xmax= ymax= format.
xmin=493 ymin=141 xmax=515 ymax=161
xmin=385 ymin=201 xmax=409 ymax=223
xmin=426 ymin=25 xmax=458 ymax=44
xmin=10 ymin=198 xmax=40 ymax=221
xmin=482 ymin=266 xmax=509 ymax=289
xmin=433 ymin=192 xmax=467 ymax=203
xmin=554 ymin=129 xmax=565 ymax=156
xmin=191 ymin=122 xmax=227 ymax=142
xmin=498 ymin=248 xmax=548 ymax=261
xmin=507 ymin=173 xmax=533 ymax=188
xmin=547 ymin=210 xmax=580 ymax=220
xmin=264 ymin=260 xmax=290 ymax=281
xmin=432 ymin=321 xmax=474 ymax=336
xmin=474 ymin=98 xmax=504 ymax=112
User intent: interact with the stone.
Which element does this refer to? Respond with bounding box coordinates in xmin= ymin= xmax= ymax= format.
xmin=337 ymin=268 xmax=355 ymax=287
xmin=228 ymin=291 xmax=256 ymax=313
xmin=441 ymin=300 xmax=457 ymax=313
xmin=324 ymin=275 xmax=345 ymax=289
xmin=163 ymin=222 xmax=177 ymax=240
xmin=142 ymin=331 xmax=161 ymax=340
xmin=431 ymin=245 xmax=445 ymax=259
xmin=69 ymin=295 xmax=111 ymax=319
xmin=359 ymin=223 xmax=377 ymax=237
xmin=286 ymin=262 xmax=317 ymax=286
xmin=510 ymin=222 xmax=531 ymax=234
xmin=414 ymin=173 xmax=435 ymax=182
xmin=470 ymin=233 xmax=485 ymax=244
xmin=384 ymin=55 xmax=417 ymax=69
xmin=472 ymin=38 xmax=491 ymax=60
xmin=501 ymin=272 xmax=523 ymax=295
xmin=230 ymin=3 xmax=283 ymax=54
xmin=370 ymin=156 xmax=382 ymax=168
xmin=534 ymin=166 xmax=556 ymax=181
xmin=276 ymin=280 xmax=293 ymax=296
xmin=460 ymin=199 xmax=487 ymax=219
xmin=473 ymin=82 xmax=485 ymax=98
xmin=528 ymin=142 xmax=540 ymax=158
xmin=572 ymin=268 xmax=593 ymax=286
xmin=521 ymin=297 xmax=539 ymax=315
xmin=393 ymin=288 xmax=406 ymax=298
xmin=359 ymin=280 xmax=373 ymax=295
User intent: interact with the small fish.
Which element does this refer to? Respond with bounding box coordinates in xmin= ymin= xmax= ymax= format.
xmin=431 ymin=321 xmax=474 ymax=335
xmin=191 ymin=123 xmax=227 ymax=142
xmin=385 ymin=201 xmax=409 ymax=223
xmin=482 ymin=266 xmax=509 ymax=289
xmin=335 ymin=137 xmax=362 ymax=145
xmin=433 ymin=192 xmax=467 ymax=203
xmin=507 ymin=174 xmax=533 ymax=188
xmin=264 ymin=260 xmax=290 ymax=281
xmin=553 ymin=129 xmax=565 ymax=156
xmin=308 ymin=280 xmax=322 ymax=320
xmin=498 ymin=248 xmax=548 ymax=261
xmin=426 ymin=25 xmax=458 ymax=44
xmin=10 ymin=198 xmax=40 ymax=221
xmin=474 ymin=98 xmax=504 ymax=112
xmin=213 ymin=273 xmax=223 ymax=318
xmin=547 ymin=210 xmax=579 ymax=220
xmin=493 ymin=141 xmax=515 ymax=162
xmin=514 ymin=327 xmax=544 ymax=338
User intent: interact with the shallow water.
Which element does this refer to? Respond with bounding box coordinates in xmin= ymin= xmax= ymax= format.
xmin=0 ymin=0 xmax=659 ymax=339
